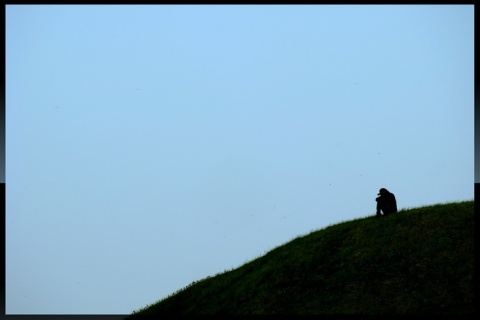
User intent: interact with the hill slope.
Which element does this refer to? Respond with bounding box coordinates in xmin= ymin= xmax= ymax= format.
xmin=129 ymin=201 xmax=474 ymax=315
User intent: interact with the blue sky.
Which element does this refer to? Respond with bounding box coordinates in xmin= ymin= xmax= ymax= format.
xmin=6 ymin=5 xmax=474 ymax=314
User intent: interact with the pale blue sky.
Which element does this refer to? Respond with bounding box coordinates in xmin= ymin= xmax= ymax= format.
xmin=6 ymin=5 xmax=474 ymax=315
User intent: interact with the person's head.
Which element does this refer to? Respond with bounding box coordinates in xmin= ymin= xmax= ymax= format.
xmin=378 ymin=188 xmax=388 ymax=196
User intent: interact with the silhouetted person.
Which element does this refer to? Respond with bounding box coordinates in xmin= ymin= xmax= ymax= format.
xmin=376 ymin=188 xmax=397 ymax=216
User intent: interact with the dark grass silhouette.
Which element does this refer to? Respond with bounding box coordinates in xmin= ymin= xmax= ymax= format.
xmin=129 ymin=200 xmax=474 ymax=315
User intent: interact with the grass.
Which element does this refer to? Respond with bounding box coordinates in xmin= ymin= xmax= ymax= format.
xmin=128 ymin=200 xmax=474 ymax=315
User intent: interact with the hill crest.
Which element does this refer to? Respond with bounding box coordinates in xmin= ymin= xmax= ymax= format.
xmin=129 ymin=201 xmax=474 ymax=315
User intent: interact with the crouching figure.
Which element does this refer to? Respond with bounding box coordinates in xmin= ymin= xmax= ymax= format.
xmin=375 ymin=188 xmax=397 ymax=216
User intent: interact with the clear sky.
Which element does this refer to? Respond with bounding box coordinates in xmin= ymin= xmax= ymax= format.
xmin=6 ymin=5 xmax=474 ymax=315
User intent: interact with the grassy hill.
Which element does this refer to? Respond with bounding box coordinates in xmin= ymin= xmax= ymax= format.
xmin=128 ymin=201 xmax=474 ymax=315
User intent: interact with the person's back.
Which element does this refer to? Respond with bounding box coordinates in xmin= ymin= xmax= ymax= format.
xmin=375 ymin=188 xmax=397 ymax=216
